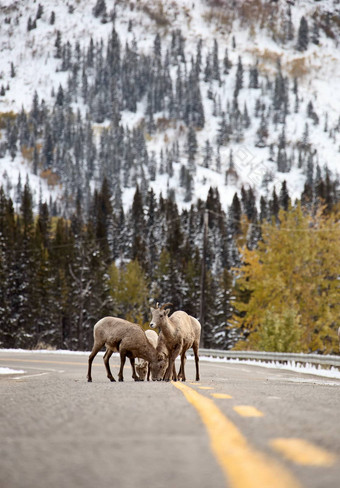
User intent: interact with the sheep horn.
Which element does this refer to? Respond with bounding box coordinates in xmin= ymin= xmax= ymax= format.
xmin=160 ymin=302 xmax=173 ymax=310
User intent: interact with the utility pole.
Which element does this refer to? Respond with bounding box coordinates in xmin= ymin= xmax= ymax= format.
xmin=199 ymin=209 xmax=209 ymax=348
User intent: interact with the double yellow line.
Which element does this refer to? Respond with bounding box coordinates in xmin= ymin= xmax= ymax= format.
xmin=173 ymin=382 xmax=301 ymax=488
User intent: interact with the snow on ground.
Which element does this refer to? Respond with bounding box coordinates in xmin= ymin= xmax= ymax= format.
xmin=196 ymin=355 xmax=340 ymax=380
xmin=0 ymin=367 xmax=25 ymax=375
xmin=0 ymin=155 xmax=62 ymax=213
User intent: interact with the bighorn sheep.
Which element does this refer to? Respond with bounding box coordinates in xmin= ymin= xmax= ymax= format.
xmin=87 ymin=317 xmax=161 ymax=382
xmin=149 ymin=303 xmax=201 ymax=382
xmin=136 ymin=329 xmax=159 ymax=381
xmin=152 ymin=330 xmax=178 ymax=381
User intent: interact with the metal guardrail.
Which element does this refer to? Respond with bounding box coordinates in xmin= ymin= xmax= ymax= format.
xmin=195 ymin=348 xmax=340 ymax=371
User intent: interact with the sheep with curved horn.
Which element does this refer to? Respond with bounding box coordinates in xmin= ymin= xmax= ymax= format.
xmin=135 ymin=329 xmax=159 ymax=381
xmin=149 ymin=302 xmax=200 ymax=382
xmin=87 ymin=317 xmax=163 ymax=382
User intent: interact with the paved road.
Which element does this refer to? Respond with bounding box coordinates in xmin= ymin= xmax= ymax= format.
xmin=1 ymin=350 xmax=339 ymax=488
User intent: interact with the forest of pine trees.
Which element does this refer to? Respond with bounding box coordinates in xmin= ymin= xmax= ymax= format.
xmin=0 ymin=174 xmax=339 ymax=353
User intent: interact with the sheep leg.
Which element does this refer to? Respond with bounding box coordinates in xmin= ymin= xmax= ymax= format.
xmin=129 ymin=357 xmax=141 ymax=381
xmin=163 ymin=360 xmax=174 ymax=382
xmin=103 ymin=348 xmax=116 ymax=382
xmin=172 ymin=363 xmax=177 ymax=381
xmin=164 ymin=345 xmax=181 ymax=382
xmin=147 ymin=363 xmax=151 ymax=381
xmin=192 ymin=342 xmax=200 ymax=381
xmin=178 ymin=353 xmax=187 ymax=381
xmin=87 ymin=342 xmax=103 ymax=382
xmin=163 ymin=363 xmax=176 ymax=381
xmin=177 ymin=354 xmax=187 ymax=380
xmin=118 ymin=350 xmax=127 ymax=382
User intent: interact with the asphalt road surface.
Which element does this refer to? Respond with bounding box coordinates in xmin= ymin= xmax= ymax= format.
xmin=1 ymin=350 xmax=339 ymax=488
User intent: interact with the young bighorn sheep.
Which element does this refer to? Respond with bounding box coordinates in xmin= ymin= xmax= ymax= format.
xmin=87 ymin=317 xmax=160 ymax=382
xmin=149 ymin=303 xmax=201 ymax=382
xmin=152 ymin=330 xmax=178 ymax=381
xmin=136 ymin=329 xmax=159 ymax=381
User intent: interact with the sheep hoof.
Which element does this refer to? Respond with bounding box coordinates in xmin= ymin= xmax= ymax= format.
xmin=87 ymin=378 xmax=92 ymax=382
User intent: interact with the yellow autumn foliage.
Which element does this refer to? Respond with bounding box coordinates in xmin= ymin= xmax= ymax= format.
xmin=232 ymin=204 xmax=340 ymax=353
xmin=108 ymin=259 xmax=149 ymax=326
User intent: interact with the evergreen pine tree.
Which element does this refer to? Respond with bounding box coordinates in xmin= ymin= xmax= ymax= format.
xmin=260 ymin=195 xmax=268 ymax=221
xmin=42 ymin=123 xmax=54 ymax=168
xmin=203 ymin=140 xmax=212 ymax=168
xmin=50 ymin=11 xmax=55 ymax=25
xmin=277 ymin=125 xmax=289 ymax=173
xmin=204 ymin=52 xmax=212 ymax=83
xmin=297 ymin=16 xmax=309 ymax=51
xmin=279 ymin=181 xmax=290 ymax=211
xmin=130 ymin=186 xmax=147 ymax=268
xmin=223 ymin=48 xmax=232 ymax=74
xmin=36 ymin=4 xmax=43 ymax=20
xmin=269 ymin=188 xmax=280 ymax=221
xmin=93 ymin=178 xmax=113 ymax=261
xmin=228 ymin=193 xmax=241 ymax=236
xmin=255 ymin=112 xmax=268 ymax=147
xmin=186 ymin=125 xmax=197 ymax=174
xmin=93 ymin=0 xmax=107 ymax=18
xmin=10 ymin=62 xmax=16 ymax=78
xmin=0 ymin=189 xmax=16 ymax=347
xmin=55 ymin=30 xmax=62 ymax=59
xmin=234 ymin=56 xmax=243 ymax=97
xmin=212 ymin=39 xmax=220 ymax=83
xmin=56 ymin=84 xmax=64 ymax=106
xmin=249 ymin=64 xmax=259 ymax=89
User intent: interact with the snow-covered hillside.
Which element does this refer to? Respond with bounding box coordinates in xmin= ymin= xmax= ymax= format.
xmin=0 ymin=0 xmax=339 ymax=213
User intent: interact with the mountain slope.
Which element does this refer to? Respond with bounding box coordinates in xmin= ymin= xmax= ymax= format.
xmin=0 ymin=0 xmax=339 ymax=213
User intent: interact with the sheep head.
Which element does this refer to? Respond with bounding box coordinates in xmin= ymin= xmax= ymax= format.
xmin=149 ymin=302 xmax=173 ymax=329
xmin=136 ymin=360 xmax=148 ymax=381
xmin=150 ymin=351 xmax=168 ymax=381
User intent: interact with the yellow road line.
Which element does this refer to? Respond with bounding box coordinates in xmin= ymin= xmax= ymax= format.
xmin=270 ymin=438 xmax=337 ymax=466
xmin=173 ymin=382 xmax=301 ymax=488
xmin=233 ymin=405 xmax=264 ymax=417
xmin=212 ymin=393 xmax=233 ymax=399
xmin=198 ymin=386 xmax=214 ymax=390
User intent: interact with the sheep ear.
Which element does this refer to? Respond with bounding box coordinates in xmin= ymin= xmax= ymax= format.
xmin=150 ymin=307 xmax=155 ymax=313
xmin=165 ymin=308 xmax=171 ymax=316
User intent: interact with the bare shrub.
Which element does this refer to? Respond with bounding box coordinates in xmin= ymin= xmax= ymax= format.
xmin=287 ymin=57 xmax=308 ymax=78
xmin=141 ymin=2 xmax=170 ymax=27
xmin=40 ymin=169 xmax=60 ymax=187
